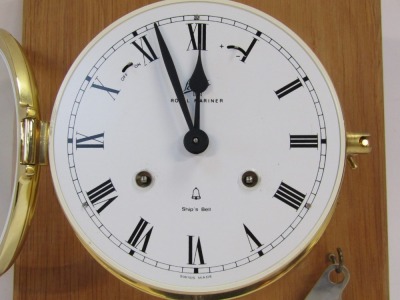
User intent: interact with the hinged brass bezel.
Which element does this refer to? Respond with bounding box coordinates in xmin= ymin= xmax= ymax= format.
xmin=0 ymin=29 xmax=46 ymax=275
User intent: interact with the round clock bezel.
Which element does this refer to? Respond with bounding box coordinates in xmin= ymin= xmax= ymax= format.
xmin=49 ymin=0 xmax=346 ymax=298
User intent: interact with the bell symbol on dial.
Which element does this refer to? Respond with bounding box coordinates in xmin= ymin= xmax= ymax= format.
xmin=191 ymin=187 xmax=201 ymax=200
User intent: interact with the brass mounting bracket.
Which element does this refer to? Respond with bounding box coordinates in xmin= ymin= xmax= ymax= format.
xmin=346 ymin=133 xmax=371 ymax=169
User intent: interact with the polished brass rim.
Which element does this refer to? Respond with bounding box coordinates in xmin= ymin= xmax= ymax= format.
xmin=0 ymin=29 xmax=41 ymax=275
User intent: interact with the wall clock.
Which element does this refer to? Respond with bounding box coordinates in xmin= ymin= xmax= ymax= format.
xmin=0 ymin=0 xmax=387 ymax=299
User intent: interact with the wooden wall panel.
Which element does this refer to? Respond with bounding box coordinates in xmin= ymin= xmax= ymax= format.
xmin=16 ymin=0 xmax=387 ymax=299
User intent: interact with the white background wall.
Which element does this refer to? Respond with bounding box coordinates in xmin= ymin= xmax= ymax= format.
xmin=382 ymin=0 xmax=400 ymax=298
xmin=0 ymin=0 xmax=398 ymax=298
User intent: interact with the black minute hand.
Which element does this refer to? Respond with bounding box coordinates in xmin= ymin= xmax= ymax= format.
xmin=154 ymin=23 xmax=193 ymax=130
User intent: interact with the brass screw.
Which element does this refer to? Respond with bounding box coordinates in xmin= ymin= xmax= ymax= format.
xmin=135 ymin=171 xmax=152 ymax=188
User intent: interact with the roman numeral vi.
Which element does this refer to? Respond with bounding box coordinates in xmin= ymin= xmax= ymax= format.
xmin=188 ymin=235 xmax=206 ymax=265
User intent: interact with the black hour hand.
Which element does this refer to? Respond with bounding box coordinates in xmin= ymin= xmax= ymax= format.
xmin=189 ymin=48 xmax=209 ymax=129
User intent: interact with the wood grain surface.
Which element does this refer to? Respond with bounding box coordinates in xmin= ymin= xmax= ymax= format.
xmin=16 ymin=0 xmax=387 ymax=299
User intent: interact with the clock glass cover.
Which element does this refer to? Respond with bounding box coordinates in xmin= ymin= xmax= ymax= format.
xmin=49 ymin=0 xmax=345 ymax=297
xmin=0 ymin=53 xmax=18 ymax=251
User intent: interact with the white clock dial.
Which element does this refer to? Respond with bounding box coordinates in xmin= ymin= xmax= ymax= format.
xmin=49 ymin=0 xmax=345 ymax=297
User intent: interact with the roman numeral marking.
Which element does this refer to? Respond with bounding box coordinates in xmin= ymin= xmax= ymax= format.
xmin=187 ymin=23 xmax=207 ymax=51
xmin=91 ymin=77 xmax=120 ymax=100
xmin=76 ymin=132 xmax=104 ymax=149
xmin=127 ymin=217 xmax=153 ymax=254
xmin=290 ymin=134 xmax=318 ymax=149
xmin=243 ymin=224 xmax=263 ymax=255
xmin=188 ymin=235 xmax=206 ymax=265
xmin=131 ymin=33 xmax=158 ymax=65
xmin=275 ymin=78 xmax=303 ymax=99
xmin=274 ymin=182 xmax=306 ymax=210
xmin=86 ymin=179 xmax=118 ymax=214
xmin=227 ymin=31 xmax=261 ymax=63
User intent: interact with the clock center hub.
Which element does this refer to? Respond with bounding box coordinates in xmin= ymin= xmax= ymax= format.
xmin=184 ymin=129 xmax=209 ymax=154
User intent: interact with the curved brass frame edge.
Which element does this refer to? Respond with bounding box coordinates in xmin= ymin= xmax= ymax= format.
xmin=0 ymin=29 xmax=41 ymax=275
